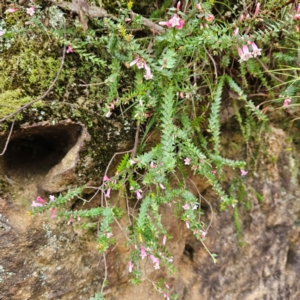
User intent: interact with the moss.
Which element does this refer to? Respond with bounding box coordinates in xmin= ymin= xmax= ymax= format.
xmin=0 ymin=89 xmax=31 ymax=119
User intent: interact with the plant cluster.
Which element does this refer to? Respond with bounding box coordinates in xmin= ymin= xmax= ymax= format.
xmin=1 ymin=0 xmax=300 ymax=299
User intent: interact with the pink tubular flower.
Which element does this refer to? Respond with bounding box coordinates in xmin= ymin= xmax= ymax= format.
xmin=240 ymin=169 xmax=248 ymax=176
xmin=105 ymin=188 xmax=111 ymax=198
xmin=143 ymin=62 xmax=153 ymax=80
xmin=129 ymin=56 xmax=140 ymax=67
xmin=176 ymin=1 xmax=181 ymax=11
xmin=67 ymin=215 xmax=73 ymax=225
xmin=184 ymin=157 xmax=191 ymax=165
xmin=159 ymin=13 xmax=184 ymax=30
xmin=140 ymin=246 xmax=147 ymax=259
xmin=136 ymin=190 xmax=143 ymax=200
xmin=254 ymin=3 xmax=260 ymax=15
xmin=233 ymin=28 xmax=239 ymax=36
xmin=26 ymin=6 xmax=35 ymax=16
xmin=49 ymin=195 xmax=55 ymax=202
xmin=150 ymin=161 xmax=156 ymax=168
xmin=251 ymin=42 xmax=262 ymax=57
xmin=128 ymin=260 xmax=134 ymax=273
xmin=50 ymin=208 xmax=57 ymax=218
xmin=37 ymin=196 xmax=48 ymax=204
xmin=206 ymin=14 xmax=215 ymax=22
xmin=294 ymin=14 xmax=300 ymax=20
xmin=150 ymin=254 xmax=160 ymax=269
xmin=5 ymin=7 xmax=17 ymax=13
xmin=31 ymin=201 xmax=43 ymax=207
xmin=163 ymin=292 xmax=170 ymax=300
xmin=238 ymin=45 xmax=253 ymax=62
xmin=212 ymin=170 xmax=217 ymax=175
xmin=283 ymin=98 xmax=291 ymax=107
xmin=200 ymin=230 xmax=207 ymax=238
xmin=0 ymin=30 xmax=6 ymax=36
xmin=159 ymin=183 xmax=166 ymax=190
xmin=66 ymin=46 xmax=73 ymax=53
xmin=163 ymin=235 xmax=166 ymax=245
xmin=103 ymin=175 xmax=110 ymax=182
xmin=186 ymin=222 xmax=190 ymax=229
xmin=182 ymin=203 xmax=189 ymax=210
xmin=196 ymin=3 xmax=203 ymax=12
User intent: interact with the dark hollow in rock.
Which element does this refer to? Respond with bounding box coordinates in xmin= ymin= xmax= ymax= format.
xmin=2 ymin=123 xmax=82 ymax=177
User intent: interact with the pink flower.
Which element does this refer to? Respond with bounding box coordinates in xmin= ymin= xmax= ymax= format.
xmin=186 ymin=222 xmax=190 ymax=229
xmin=140 ymin=246 xmax=147 ymax=259
xmin=233 ymin=28 xmax=239 ymax=36
xmin=176 ymin=1 xmax=181 ymax=11
xmin=128 ymin=260 xmax=134 ymax=273
xmin=26 ymin=6 xmax=35 ymax=16
xmin=150 ymin=161 xmax=156 ymax=168
xmin=182 ymin=203 xmax=189 ymax=210
xmin=150 ymin=254 xmax=160 ymax=269
xmin=240 ymin=169 xmax=248 ymax=176
xmin=105 ymin=188 xmax=111 ymax=198
xmin=250 ymin=42 xmax=262 ymax=57
xmin=184 ymin=157 xmax=191 ymax=165
xmin=129 ymin=159 xmax=136 ymax=165
xmin=106 ymin=232 xmax=113 ymax=238
xmin=49 ymin=195 xmax=55 ymax=202
xmin=67 ymin=215 xmax=73 ymax=225
xmin=159 ymin=183 xmax=166 ymax=190
xmin=50 ymin=208 xmax=57 ymax=218
xmin=238 ymin=45 xmax=253 ymax=62
xmin=136 ymin=190 xmax=143 ymax=200
xmin=254 ymin=3 xmax=260 ymax=15
xmin=177 ymin=19 xmax=185 ymax=30
xmin=165 ymin=283 xmax=170 ymax=289
xmin=283 ymin=98 xmax=291 ymax=107
xmin=129 ymin=57 xmax=140 ymax=67
xmin=31 ymin=201 xmax=43 ymax=207
xmin=144 ymin=62 xmax=153 ymax=80
xmin=159 ymin=13 xmax=184 ymax=30
xmin=5 ymin=7 xmax=17 ymax=13
xmin=162 ymin=235 xmax=166 ymax=245
xmin=206 ymin=14 xmax=215 ymax=22
xmin=0 ymin=30 xmax=6 ymax=36
xmin=294 ymin=14 xmax=300 ymax=20
xmin=37 ymin=196 xmax=48 ymax=204
xmin=196 ymin=3 xmax=203 ymax=12
xmin=200 ymin=230 xmax=207 ymax=238
xmin=66 ymin=46 xmax=73 ymax=53
xmin=103 ymin=175 xmax=110 ymax=182
xmin=163 ymin=292 xmax=170 ymax=300
xmin=212 ymin=170 xmax=217 ymax=175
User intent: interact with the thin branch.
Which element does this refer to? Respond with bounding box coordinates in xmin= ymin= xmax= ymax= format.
xmin=256 ymin=57 xmax=284 ymax=84
xmin=100 ymin=253 xmax=108 ymax=294
xmin=0 ymin=25 xmax=67 ymax=123
xmin=204 ymin=46 xmax=218 ymax=81
xmin=131 ymin=123 xmax=140 ymax=159
xmin=0 ymin=118 xmax=15 ymax=156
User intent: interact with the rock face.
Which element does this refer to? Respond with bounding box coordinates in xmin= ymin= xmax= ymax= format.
xmin=1 ymin=122 xmax=300 ymax=300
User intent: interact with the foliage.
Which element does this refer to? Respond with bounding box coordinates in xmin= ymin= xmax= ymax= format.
xmin=2 ymin=0 xmax=300 ymax=299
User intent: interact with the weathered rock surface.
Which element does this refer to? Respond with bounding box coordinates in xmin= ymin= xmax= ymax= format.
xmin=0 ymin=122 xmax=300 ymax=300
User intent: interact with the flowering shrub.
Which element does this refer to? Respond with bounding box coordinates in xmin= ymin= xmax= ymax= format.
xmin=1 ymin=0 xmax=300 ymax=299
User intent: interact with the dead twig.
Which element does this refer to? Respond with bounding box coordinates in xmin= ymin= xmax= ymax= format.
xmin=0 ymin=118 xmax=15 ymax=156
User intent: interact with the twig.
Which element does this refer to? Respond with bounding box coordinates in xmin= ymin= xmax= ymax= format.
xmin=0 ymin=24 xmax=67 ymax=123
xmin=131 ymin=123 xmax=140 ymax=159
xmin=100 ymin=253 xmax=108 ymax=294
xmin=188 ymin=178 xmax=214 ymax=232
xmin=204 ymin=46 xmax=218 ymax=81
xmin=0 ymin=118 xmax=15 ymax=156
xmin=256 ymin=57 xmax=284 ymax=84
